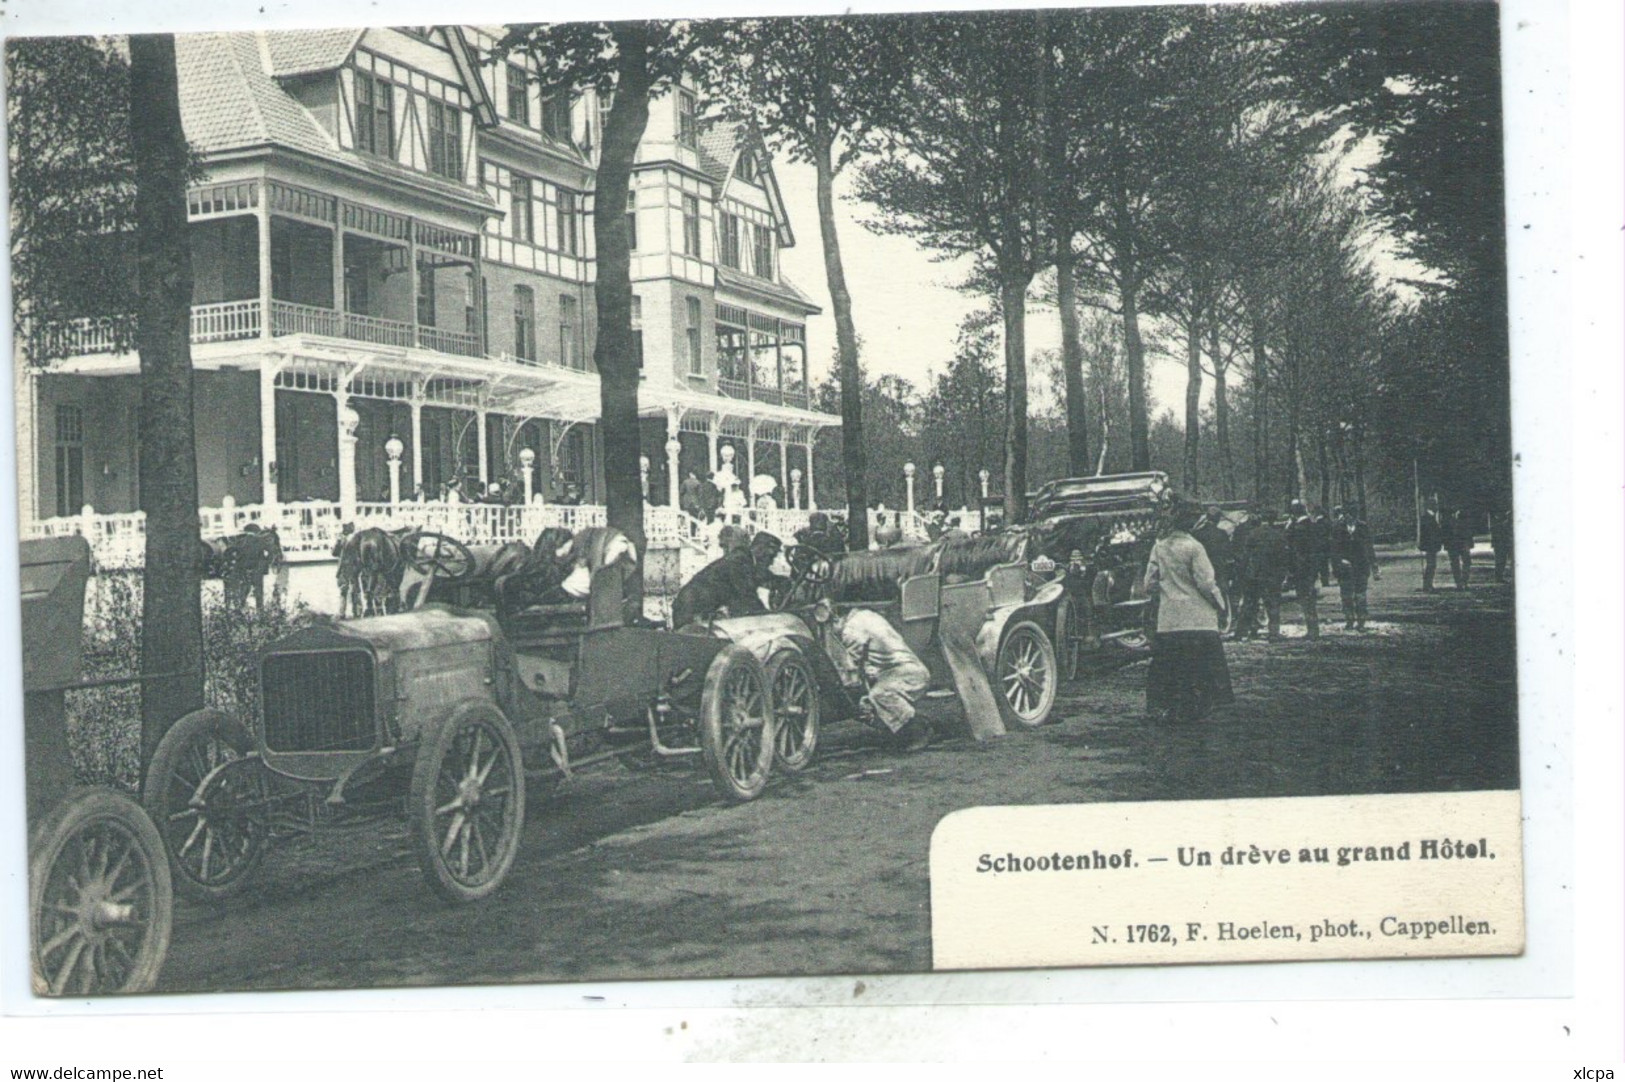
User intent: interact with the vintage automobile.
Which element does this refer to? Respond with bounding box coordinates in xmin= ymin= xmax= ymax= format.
xmin=703 ymin=529 xmax=1064 ymax=738
xmin=24 ymin=536 xmax=173 ymax=995
xmin=143 ymin=528 xmax=783 ymax=907
xmin=1025 ymin=471 xmax=1171 ymax=680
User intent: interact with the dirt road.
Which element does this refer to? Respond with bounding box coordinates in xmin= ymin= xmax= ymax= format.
xmin=156 ymin=551 xmax=1517 ymax=994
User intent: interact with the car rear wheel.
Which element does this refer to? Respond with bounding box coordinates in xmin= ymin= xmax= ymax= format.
xmin=410 ymin=700 xmax=526 ymax=904
xmin=31 ymin=788 xmax=172 ymax=995
xmin=143 ymin=709 xmax=269 ymax=905
xmin=767 ymin=649 xmax=819 ymax=773
xmin=995 ymin=621 xmax=1058 ymax=729
xmin=700 ymin=645 xmax=776 ymax=802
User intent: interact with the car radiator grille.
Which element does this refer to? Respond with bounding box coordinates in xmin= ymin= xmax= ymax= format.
xmin=261 ymin=650 xmax=376 ymax=753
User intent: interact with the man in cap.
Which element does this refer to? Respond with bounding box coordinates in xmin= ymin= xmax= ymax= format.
xmin=671 ymin=531 xmax=787 ymax=629
xmin=1192 ymin=504 xmax=1234 ymax=609
xmin=1311 ymin=504 xmax=1334 ymax=587
xmin=1329 ymin=504 xmax=1380 ymax=631
xmin=1284 ymin=499 xmax=1322 ymax=640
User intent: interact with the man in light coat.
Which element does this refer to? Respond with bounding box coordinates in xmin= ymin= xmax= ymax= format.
xmin=815 ymin=599 xmax=934 ymax=750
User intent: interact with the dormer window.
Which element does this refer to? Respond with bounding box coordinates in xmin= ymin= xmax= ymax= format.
xmin=719 ymin=213 xmax=741 ymax=270
xmin=736 ymin=153 xmax=759 ymax=185
xmin=677 ymin=90 xmax=697 ymax=149
xmin=354 ymin=72 xmax=394 ymax=157
xmin=427 ymin=99 xmax=463 ymax=180
xmin=752 ymin=224 xmax=774 ymax=280
xmin=506 ymin=64 xmax=529 ymax=126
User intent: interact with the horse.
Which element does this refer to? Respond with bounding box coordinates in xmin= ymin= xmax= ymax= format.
xmin=201 ymin=526 xmax=285 ymax=610
xmin=332 ymin=527 xmax=407 ymax=617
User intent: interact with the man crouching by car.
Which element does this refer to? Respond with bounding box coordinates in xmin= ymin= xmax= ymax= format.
xmin=812 ymin=597 xmax=934 ymax=752
xmin=671 ymin=531 xmax=789 ymax=629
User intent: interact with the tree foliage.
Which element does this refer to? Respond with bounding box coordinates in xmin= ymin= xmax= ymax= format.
xmin=7 ymin=37 xmax=138 ymax=363
xmin=857 ymin=11 xmax=1057 ymax=521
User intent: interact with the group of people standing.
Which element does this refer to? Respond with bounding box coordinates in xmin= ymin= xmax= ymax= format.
xmin=1144 ymin=493 xmax=1512 ymax=724
xmin=678 ymin=466 xmax=789 ymax=521
xmin=1143 ymin=498 xmax=1385 ymax=723
xmin=407 ymin=472 xmax=583 ymax=507
xmin=1417 ymin=496 xmax=1513 ymax=591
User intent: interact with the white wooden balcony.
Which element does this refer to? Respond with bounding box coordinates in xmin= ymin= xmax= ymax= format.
xmin=39 ymin=299 xmax=485 ymax=360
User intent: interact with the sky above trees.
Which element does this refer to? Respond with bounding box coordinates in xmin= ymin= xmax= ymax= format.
xmin=774 ymin=127 xmax=1420 ymax=420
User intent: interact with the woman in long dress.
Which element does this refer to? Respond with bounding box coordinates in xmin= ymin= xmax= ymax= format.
xmin=1144 ymin=502 xmax=1234 ymax=721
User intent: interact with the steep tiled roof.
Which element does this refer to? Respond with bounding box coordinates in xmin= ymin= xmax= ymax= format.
xmin=262 ymin=28 xmax=363 ymax=77
xmin=176 ymin=33 xmax=341 ymax=161
xmin=695 ymin=124 xmax=740 ymax=185
xmin=175 ymin=33 xmax=495 ymax=213
xmin=716 ymin=267 xmax=821 ymax=317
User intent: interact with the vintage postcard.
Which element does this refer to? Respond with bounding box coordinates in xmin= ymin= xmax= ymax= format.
xmin=5 ymin=0 xmax=1540 ymax=1009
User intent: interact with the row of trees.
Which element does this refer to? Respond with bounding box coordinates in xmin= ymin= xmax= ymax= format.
xmin=806 ymin=3 xmax=1506 ymax=532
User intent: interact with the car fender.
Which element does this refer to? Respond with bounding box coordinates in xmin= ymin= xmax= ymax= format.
xmin=977 ymin=578 xmax=1065 ymax=670
xmin=975 ymin=578 xmax=1066 ymax=662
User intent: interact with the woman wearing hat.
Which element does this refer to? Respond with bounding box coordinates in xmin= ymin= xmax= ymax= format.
xmin=1144 ymin=501 xmax=1235 ymax=722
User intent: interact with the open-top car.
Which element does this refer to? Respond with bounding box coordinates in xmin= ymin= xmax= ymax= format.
xmin=1026 ymin=471 xmax=1171 ymax=679
xmin=143 ymin=527 xmax=782 ymax=908
xmin=698 ymin=528 xmax=1065 ymax=743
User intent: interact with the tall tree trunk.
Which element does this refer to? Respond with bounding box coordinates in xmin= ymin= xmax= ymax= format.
xmin=813 ymin=122 xmax=869 ymax=550
xmin=1353 ymin=427 xmax=1368 ymax=519
xmin=1000 ymin=276 xmax=1031 ymax=523
xmin=1315 ymin=431 xmax=1331 ymax=512
xmin=1211 ymin=321 xmax=1234 ymax=499
xmin=1182 ymin=313 xmax=1202 ymax=493
xmin=1121 ymin=269 xmax=1151 ymax=472
xmin=131 ymin=34 xmax=204 ymax=764
xmin=1251 ymin=317 xmax=1269 ymax=505
xmin=1056 ymin=257 xmax=1090 ymax=475
xmin=1287 ymin=354 xmax=1306 ymax=500
xmin=594 ymin=29 xmax=656 ymax=588
xmin=1096 ymin=380 xmax=1112 ymax=476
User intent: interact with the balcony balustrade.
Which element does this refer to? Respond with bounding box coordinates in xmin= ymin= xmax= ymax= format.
xmin=35 ymin=299 xmax=489 ymax=360
xmin=716 ymin=377 xmax=810 ymax=411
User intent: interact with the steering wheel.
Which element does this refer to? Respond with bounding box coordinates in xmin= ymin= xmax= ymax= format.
xmin=770 ymin=544 xmax=834 ymax=611
xmin=406 ymin=532 xmax=475 ymax=580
